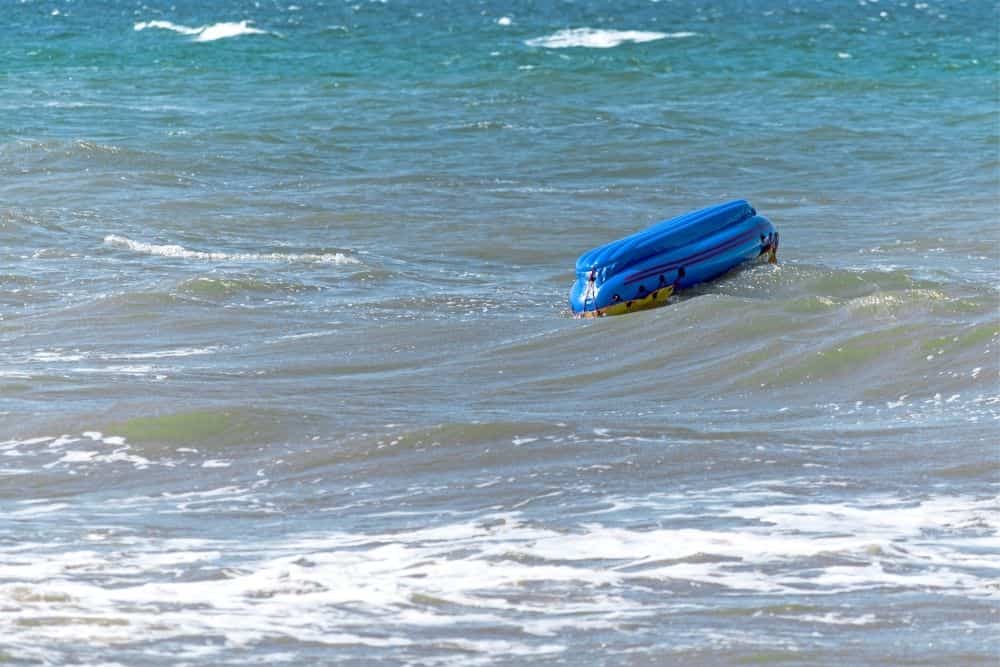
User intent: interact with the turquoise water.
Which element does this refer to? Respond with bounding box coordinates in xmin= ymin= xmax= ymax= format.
xmin=2 ymin=1 xmax=998 ymax=664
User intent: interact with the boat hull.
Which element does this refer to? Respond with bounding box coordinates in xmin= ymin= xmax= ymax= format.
xmin=569 ymin=200 xmax=778 ymax=317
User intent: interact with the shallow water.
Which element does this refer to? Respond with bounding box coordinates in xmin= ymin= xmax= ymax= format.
xmin=1 ymin=0 xmax=998 ymax=664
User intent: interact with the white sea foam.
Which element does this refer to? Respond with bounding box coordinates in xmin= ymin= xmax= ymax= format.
xmin=198 ymin=20 xmax=269 ymax=42
xmin=1 ymin=492 xmax=996 ymax=663
xmin=525 ymin=28 xmax=695 ymax=49
xmin=1 ymin=432 xmax=175 ymax=472
xmin=103 ymin=235 xmax=359 ymax=265
xmin=21 ymin=346 xmax=221 ymax=364
xmin=134 ymin=20 xmax=202 ymax=36
xmin=104 ymin=347 xmax=221 ymax=360
xmin=134 ymin=19 xmax=270 ymax=42
xmin=70 ymin=364 xmax=157 ymax=376
xmin=29 ymin=350 xmax=85 ymax=362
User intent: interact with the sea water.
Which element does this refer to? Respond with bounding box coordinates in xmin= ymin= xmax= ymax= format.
xmin=1 ymin=1 xmax=998 ymax=664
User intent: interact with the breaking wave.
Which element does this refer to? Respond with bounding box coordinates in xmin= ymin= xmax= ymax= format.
xmin=103 ymin=234 xmax=360 ymax=265
xmin=0 ymin=468 xmax=995 ymax=664
xmin=134 ymin=19 xmax=271 ymax=42
xmin=525 ymin=28 xmax=696 ymax=49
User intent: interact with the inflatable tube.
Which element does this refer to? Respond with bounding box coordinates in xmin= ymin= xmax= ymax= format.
xmin=569 ymin=200 xmax=778 ymax=317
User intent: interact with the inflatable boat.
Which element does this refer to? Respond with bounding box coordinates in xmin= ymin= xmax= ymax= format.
xmin=569 ymin=200 xmax=778 ymax=318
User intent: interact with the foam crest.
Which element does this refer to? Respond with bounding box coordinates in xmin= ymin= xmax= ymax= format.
xmin=196 ymin=20 xmax=269 ymax=42
xmin=133 ymin=20 xmax=202 ymax=36
xmin=103 ymin=235 xmax=360 ymax=265
xmin=23 ymin=347 xmax=219 ymax=363
xmin=2 ymin=432 xmax=149 ymax=472
xmin=525 ymin=28 xmax=695 ymax=49
xmin=134 ymin=19 xmax=270 ymax=42
xmin=0 ymin=431 xmax=234 ymax=474
xmin=0 ymin=493 xmax=995 ymax=663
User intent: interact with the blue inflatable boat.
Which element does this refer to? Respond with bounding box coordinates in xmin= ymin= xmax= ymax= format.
xmin=569 ymin=200 xmax=778 ymax=317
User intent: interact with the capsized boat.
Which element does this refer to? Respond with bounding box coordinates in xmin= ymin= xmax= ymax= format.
xmin=569 ymin=200 xmax=778 ymax=318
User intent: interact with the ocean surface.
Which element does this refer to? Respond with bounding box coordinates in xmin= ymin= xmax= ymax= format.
xmin=2 ymin=0 xmax=998 ymax=664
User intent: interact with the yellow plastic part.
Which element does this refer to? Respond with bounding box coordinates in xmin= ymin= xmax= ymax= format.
xmin=577 ymin=284 xmax=674 ymax=319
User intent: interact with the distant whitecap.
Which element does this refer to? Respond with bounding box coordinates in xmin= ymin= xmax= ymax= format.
xmin=525 ymin=28 xmax=695 ymax=49
xmin=134 ymin=19 xmax=270 ymax=42
xmin=103 ymin=235 xmax=360 ymax=265
xmin=196 ymin=20 xmax=268 ymax=42
xmin=133 ymin=20 xmax=203 ymax=36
